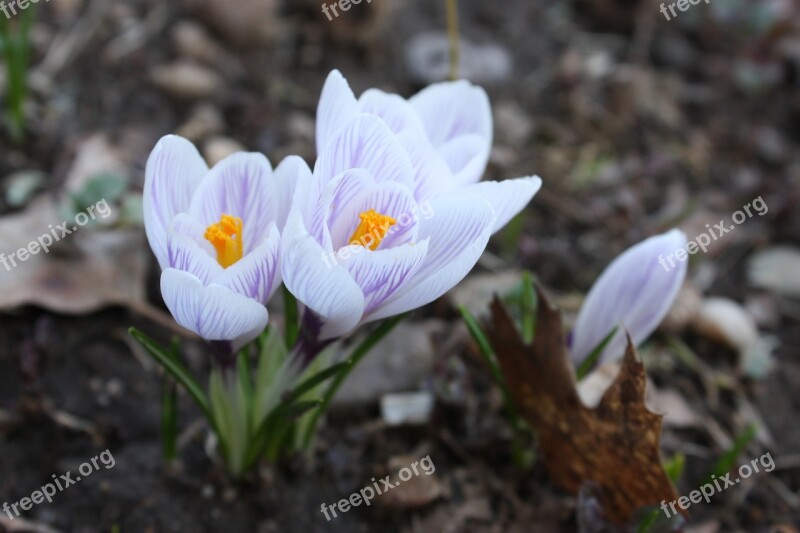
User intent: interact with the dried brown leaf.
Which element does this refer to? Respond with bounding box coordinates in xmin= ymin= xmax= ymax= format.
xmin=485 ymin=286 xmax=682 ymax=525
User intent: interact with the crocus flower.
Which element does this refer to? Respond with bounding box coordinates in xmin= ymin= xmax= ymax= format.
xmin=144 ymin=135 xmax=298 ymax=348
xmin=316 ymin=70 xmax=537 ymax=230
xmin=281 ymin=72 xmax=542 ymax=342
xmin=570 ymin=229 xmax=688 ymax=365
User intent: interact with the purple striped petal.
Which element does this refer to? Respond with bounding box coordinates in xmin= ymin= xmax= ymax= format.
xmin=395 ymin=129 xmax=458 ymax=203
xmin=160 ymin=268 xmax=268 ymax=348
xmin=316 ymin=70 xmax=360 ymax=154
xmin=187 ymin=152 xmax=275 ymax=254
xmin=358 ymin=89 xmax=427 ymax=138
xmin=272 ymin=155 xmax=311 ymax=231
xmin=328 ymin=181 xmax=418 ymax=250
xmin=281 ymin=210 xmax=365 ymax=340
xmin=571 ymin=229 xmax=689 ymax=365
xmin=169 ymin=212 xmax=215 ymax=257
xmin=437 ymin=134 xmax=492 ymax=186
xmin=215 ymin=224 xmax=281 ymax=304
xmin=166 ymin=230 xmax=223 ymax=285
xmin=461 ymin=176 xmax=543 ymax=233
xmin=310 ymin=169 xmax=375 ymax=252
xmin=144 ymin=135 xmax=208 ymax=268
xmin=343 ymin=239 xmax=430 ymax=316
xmin=369 ymin=191 xmax=495 ymax=320
xmin=313 ymin=114 xmax=415 ymax=197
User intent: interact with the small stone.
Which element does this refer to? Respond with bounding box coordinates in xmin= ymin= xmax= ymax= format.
xmin=449 ymin=271 xmax=524 ymax=319
xmin=659 ymin=283 xmax=703 ymax=333
xmin=172 ymin=20 xmax=244 ymax=79
xmin=748 ymin=246 xmax=800 ymax=298
xmin=381 ymin=392 xmax=434 ymax=426
xmin=203 ymin=136 xmax=245 ymax=166
xmin=334 ymin=321 xmax=441 ymax=406
xmin=406 ymin=32 xmax=512 ymax=85
xmin=693 ymin=297 xmax=758 ymax=352
xmin=184 ymin=0 xmax=279 ymax=46
xmin=176 ymin=103 xmax=225 ymax=142
xmin=380 ymin=455 xmax=445 ymax=509
xmin=691 ymin=297 xmax=775 ymax=377
xmin=150 ymin=62 xmax=223 ymax=100
xmin=494 ymin=102 xmax=534 ymax=148
xmin=173 ymin=20 xmax=225 ymax=65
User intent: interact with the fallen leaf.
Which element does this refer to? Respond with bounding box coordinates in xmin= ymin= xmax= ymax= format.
xmin=484 ymin=286 xmax=682 ymax=525
xmin=0 ymin=194 xmax=183 ymax=339
xmin=0 ymin=196 xmax=146 ymax=313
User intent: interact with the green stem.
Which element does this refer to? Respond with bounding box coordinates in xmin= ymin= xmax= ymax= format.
xmin=301 ymin=314 xmax=407 ymax=448
xmin=445 ymin=0 xmax=460 ymax=81
xmin=161 ymin=377 xmax=178 ymax=461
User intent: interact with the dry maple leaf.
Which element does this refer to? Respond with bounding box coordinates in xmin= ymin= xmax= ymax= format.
xmin=484 ymin=286 xmax=683 ymax=525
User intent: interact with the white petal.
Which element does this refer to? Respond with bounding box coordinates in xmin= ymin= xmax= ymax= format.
xmin=310 ymin=169 xmax=376 ymax=252
xmin=328 ymin=181 xmax=418 ymax=250
xmin=144 ymin=135 xmax=208 ymax=268
xmin=410 ymin=81 xmax=492 ymax=184
xmin=187 ymin=152 xmax=276 ymax=254
xmin=166 ymin=231 xmax=223 ymax=285
xmin=214 ymin=224 xmax=281 ymax=304
xmin=437 ymin=134 xmax=491 ymax=186
xmin=316 ymin=70 xmax=360 ymax=154
xmin=395 ymin=130 xmax=458 ymax=202
xmin=342 ymin=239 xmax=430 ymax=317
xmin=160 ymin=269 xmax=268 ymax=346
xmin=369 ymin=191 xmax=495 ymax=320
xmin=358 ymin=89 xmax=428 ymax=138
xmin=281 ymin=211 xmax=365 ymax=340
xmin=461 ymin=176 xmax=543 ymax=233
xmin=272 ymin=155 xmax=312 ymax=231
xmin=169 ymin=213 xmax=216 ymax=257
xmin=571 ymin=229 xmax=689 ymax=364
xmin=313 ymin=114 xmax=415 ymax=197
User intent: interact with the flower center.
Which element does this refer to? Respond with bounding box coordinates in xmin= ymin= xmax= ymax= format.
xmin=348 ymin=209 xmax=396 ymax=251
xmin=204 ymin=214 xmax=244 ymax=268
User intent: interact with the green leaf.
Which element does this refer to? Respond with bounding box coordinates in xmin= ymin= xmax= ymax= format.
xmin=708 ymin=424 xmax=757 ymax=481
xmin=460 ymin=304 xmax=533 ymax=469
xmin=575 ymin=326 xmax=619 ymax=381
xmin=236 ymin=349 xmax=254 ymax=436
xmin=253 ymin=326 xmax=289 ymax=426
xmin=520 ymin=272 xmax=537 ymax=344
xmin=460 ymin=305 xmax=506 ymax=393
xmin=501 ymin=211 xmax=526 ymax=258
xmin=285 ymin=361 xmax=349 ymax=403
xmin=283 ymin=285 xmax=299 ymax=348
xmin=663 ymin=453 xmax=685 ymax=485
xmin=161 ymin=378 xmax=178 ymax=461
xmin=301 ymin=314 xmax=407 ymax=448
xmin=70 ymin=173 xmax=128 ymax=216
xmin=500 ymin=271 xmax=538 ymax=344
xmin=160 ymin=337 xmax=182 ymax=462
xmin=129 ymin=328 xmax=211 ymax=419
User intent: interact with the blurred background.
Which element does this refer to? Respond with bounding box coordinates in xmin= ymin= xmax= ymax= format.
xmin=1 ymin=0 xmax=799 ymax=531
